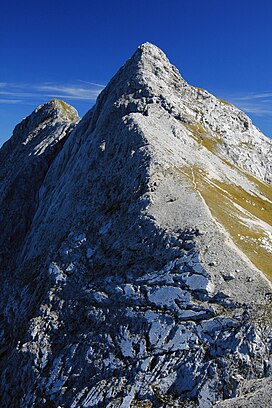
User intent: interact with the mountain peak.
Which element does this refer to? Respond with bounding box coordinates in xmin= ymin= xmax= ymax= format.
xmin=1 ymin=44 xmax=272 ymax=407
xmin=0 ymin=98 xmax=79 ymax=273
xmin=34 ymin=98 xmax=79 ymax=123
xmin=129 ymin=41 xmax=182 ymax=81
xmin=7 ymin=99 xmax=79 ymax=147
xmin=137 ymin=41 xmax=167 ymax=56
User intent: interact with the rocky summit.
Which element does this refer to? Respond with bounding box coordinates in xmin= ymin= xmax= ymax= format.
xmin=0 ymin=43 xmax=272 ymax=407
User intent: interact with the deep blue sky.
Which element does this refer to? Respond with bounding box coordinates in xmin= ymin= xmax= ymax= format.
xmin=1 ymin=0 xmax=272 ymax=145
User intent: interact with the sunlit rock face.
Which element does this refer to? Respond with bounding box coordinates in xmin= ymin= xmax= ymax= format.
xmin=0 ymin=43 xmax=272 ymax=408
xmin=0 ymin=99 xmax=79 ymax=271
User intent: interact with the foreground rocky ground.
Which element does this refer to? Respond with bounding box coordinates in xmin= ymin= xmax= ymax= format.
xmin=0 ymin=43 xmax=271 ymax=407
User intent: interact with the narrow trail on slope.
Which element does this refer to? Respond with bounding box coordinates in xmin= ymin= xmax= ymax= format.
xmin=191 ymin=166 xmax=197 ymax=190
xmin=190 ymin=166 xmax=272 ymax=285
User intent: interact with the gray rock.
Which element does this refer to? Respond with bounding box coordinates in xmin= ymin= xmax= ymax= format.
xmin=0 ymin=99 xmax=79 ymax=272
xmin=222 ymin=271 xmax=236 ymax=281
xmin=0 ymin=43 xmax=271 ymax=408
xmin=215 ymin=377 xmax=272 ymax=407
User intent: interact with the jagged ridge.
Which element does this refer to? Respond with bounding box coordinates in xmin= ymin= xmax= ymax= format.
xmin=0 ymin=43 xmax=271 ymax=408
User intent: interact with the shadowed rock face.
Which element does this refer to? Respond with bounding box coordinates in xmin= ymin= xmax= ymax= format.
xmin=215 ymin=377 xmax=272 ymax=407
xmin=0 ymin=43 xmax=272 ymax=407
xmin=0 ymin=99 xmax=79 ymax=271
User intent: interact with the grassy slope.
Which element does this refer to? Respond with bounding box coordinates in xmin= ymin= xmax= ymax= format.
xmin=177 ymin=122 xmax=272 ymax=280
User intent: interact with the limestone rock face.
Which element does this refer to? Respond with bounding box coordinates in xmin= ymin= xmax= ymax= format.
xmin=0 ymin=99 xmax=79 ymax=271
xmin=215 ymin=377 xmax=272 ymax=407
xmin=0 ymin=43 xmax=272 ymax=407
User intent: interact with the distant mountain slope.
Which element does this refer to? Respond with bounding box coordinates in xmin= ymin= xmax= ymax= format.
xmin=0 ymin=43 xmax=271 ymax=407
xmin=0 ymin=99 xmax=79 ymax=271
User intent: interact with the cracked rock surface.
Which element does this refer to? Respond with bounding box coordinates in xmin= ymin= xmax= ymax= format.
xmin=0 ymin=99 xmax=79 ymax=271
xmin=0 ymin=43 xmax=272 ymax=407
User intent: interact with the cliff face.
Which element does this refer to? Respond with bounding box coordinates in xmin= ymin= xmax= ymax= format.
xmin=0 ymin=99 xmax=79 ymax=271
xmin=0 ymin=43 xmax=271 ymax=407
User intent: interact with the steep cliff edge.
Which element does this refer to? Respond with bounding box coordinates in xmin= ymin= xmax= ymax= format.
xmin=0 ymin=99 xmax=79 ymax=271
xmin=0 ymin=43 xmax=271 ymax=407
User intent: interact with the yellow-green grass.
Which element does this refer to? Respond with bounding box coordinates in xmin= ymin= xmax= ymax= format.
xmin=183 ymin=122 xmax=223 ymax=153
xmin=242 ymin=171 xmax=272 ymax=204
xmin=239 ymin=141 xmax=255 ymax=149
xmin=179 ymin=118 xmax=272 ymax=277
xmin=55 ymin=99 xmax=78 ymax=121
xmin=177 ymin=166 xmax=272 ymax=279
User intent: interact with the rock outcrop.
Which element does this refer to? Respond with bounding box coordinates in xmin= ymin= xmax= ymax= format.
xmin=215 ymin=377 xmax=272 ymax=407
xmin=0 ymin=43 xmax=271 ymax=407
xmin=0 ymin=99 xmax=79 ymax=270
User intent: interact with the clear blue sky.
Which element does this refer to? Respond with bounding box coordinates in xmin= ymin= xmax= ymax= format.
xmin=1 ymin=0 xmax=272 ymax=145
